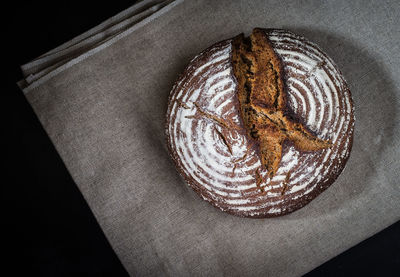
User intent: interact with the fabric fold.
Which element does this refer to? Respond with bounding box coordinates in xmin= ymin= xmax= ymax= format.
xmin=20 ymin=0 xmax=179 ymax=89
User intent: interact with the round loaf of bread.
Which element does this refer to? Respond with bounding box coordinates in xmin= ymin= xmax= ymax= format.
xmin=165 ymin=28 xmax=354 ymax=218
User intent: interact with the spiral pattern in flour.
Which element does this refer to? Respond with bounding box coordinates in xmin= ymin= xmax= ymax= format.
xmin=166 ymin=29 xmax=354 ymax=218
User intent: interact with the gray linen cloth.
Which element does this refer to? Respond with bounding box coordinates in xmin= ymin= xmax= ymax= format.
xmin=19 ymin=0 xmax=400 ymax=276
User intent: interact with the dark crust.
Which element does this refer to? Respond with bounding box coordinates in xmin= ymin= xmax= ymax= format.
xmin=165 ymin=29 xmax=355 ymax=218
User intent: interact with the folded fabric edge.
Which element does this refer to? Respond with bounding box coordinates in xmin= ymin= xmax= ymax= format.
xmin=21 ymin=0 xmax=171 ymax=77
xmin=22 ymin=0 xmax=164 ymax=70
xmin=18 ymin=0 xmax=183 ymax=93
xmin=21 ymin=1 xmax=173 ymax=82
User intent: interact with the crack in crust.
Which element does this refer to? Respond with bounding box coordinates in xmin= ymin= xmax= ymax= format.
xmin=255 ymin=168 xmax=265 ymax=193
xmin=232 ymin=28 xmax=332 ymax=178
xmin=215 ymin=127 xmax=233 ymax=155
xmin=281 ymin=171 xmax=291 ymax=195
xmin=174 ymin=98 xmax=191 ymax=109
xmin=193 ymin=102 xmax=240 ymax=131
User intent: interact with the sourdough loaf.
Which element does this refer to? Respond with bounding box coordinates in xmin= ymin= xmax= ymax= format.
xmin=165 ymin=28 xmax=354 ymax=218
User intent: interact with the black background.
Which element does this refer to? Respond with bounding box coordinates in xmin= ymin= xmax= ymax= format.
xmin=5 ymin=1 xmax=399 ymax=276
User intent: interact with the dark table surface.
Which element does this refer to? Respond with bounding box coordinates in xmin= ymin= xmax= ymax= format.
xmin=5 ymin=1 xmax=399 ymax=276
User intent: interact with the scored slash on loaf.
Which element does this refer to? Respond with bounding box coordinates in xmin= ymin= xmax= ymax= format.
xmin=232 ymin=28 xmax=332 ymax=178
xmin=165 ymin=28 xmax=354 ymax=218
